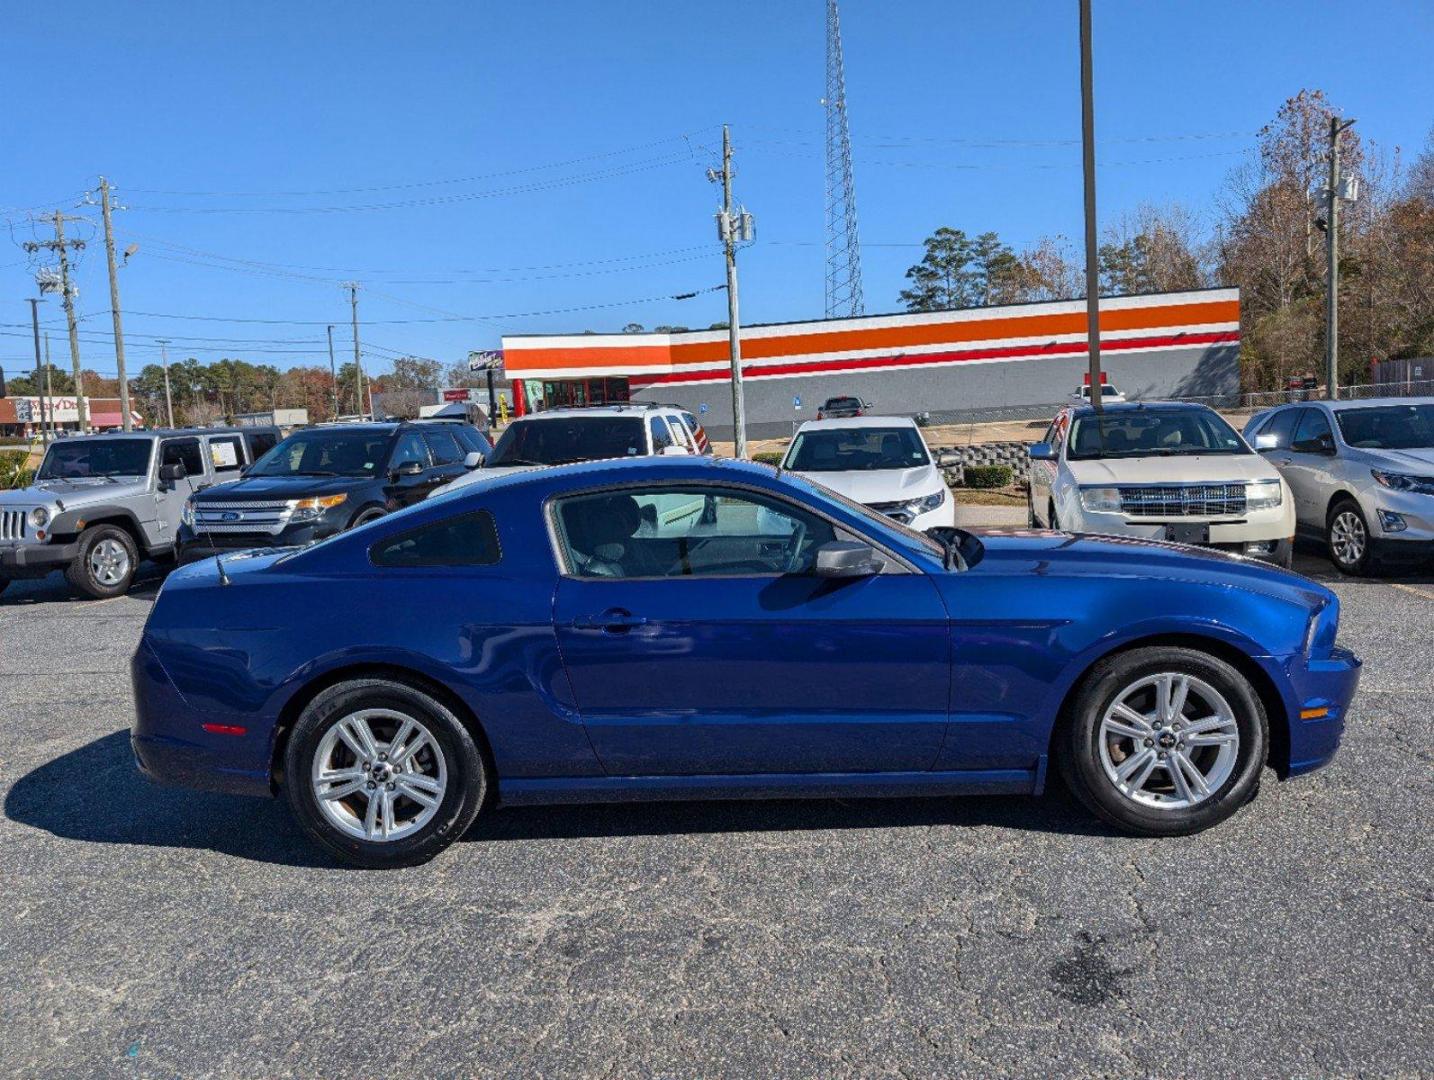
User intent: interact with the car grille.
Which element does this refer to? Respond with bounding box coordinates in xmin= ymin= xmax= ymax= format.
xmin=868 ymin=499 xmax=914 ymax=524
xmin=191 ymin=500 xmax=295 ymax=536
xmin=0 ymin=509 xmax=26 ymax=542
xmin=1119 ymin=484 xmax=1246 ymax=517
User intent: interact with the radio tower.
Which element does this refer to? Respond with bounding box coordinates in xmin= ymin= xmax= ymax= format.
xmin=824 ymin=0 xmax=864 ymax=318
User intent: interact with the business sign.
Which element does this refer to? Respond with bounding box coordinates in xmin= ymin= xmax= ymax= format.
xmin=442 ymin=388 xmax=473 ymax=403
xmin=468 ymin=350 xmax=503 ymax=373
xmin=13 ymin=400 xmax=33 ymax=423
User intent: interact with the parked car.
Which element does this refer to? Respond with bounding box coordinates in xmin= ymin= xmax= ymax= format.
xmin=1028 ymin=402 xmax=1294 ymax=567
xmin=432 ymin=403 xmax=710 ymax=498
xmin=0 ymin=426 xmax=279 ymax=599
xmin=816 ymin=396 xmax=869 ymax=420
xmin=1070 ymin=382 xmax=1128 ymax=406
xmin=132 ymin=455 xmax=1359 ymax=868
xmin=1242 ymin=397 xmax=1434 ymax=574
xmin=779 ymin=416 xmax=957 ymax=530
xmin=175 ymin=420 xmax=491 ymax=564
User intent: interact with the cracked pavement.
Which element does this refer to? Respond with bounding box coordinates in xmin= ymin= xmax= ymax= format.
xmin=0 ymin=552 xmax=1430 ymax=1078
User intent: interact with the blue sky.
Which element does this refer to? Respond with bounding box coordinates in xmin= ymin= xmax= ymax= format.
xmin=2 ymin=0 xmax=1431 ymax=382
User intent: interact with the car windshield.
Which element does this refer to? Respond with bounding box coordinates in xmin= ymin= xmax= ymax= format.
xmin=785 ymin=426 xmax=930 ymax=472
xmin=38 ymin=438 xmax=152 ymax=479
xmin=250 ymin=430 xmax=393 ymax=477
xmin=1335 ymin=404 xmax=1434 ymax=450
xmin=487 ymin=416 xmax=646 ymax=466
xmin=1066 ymin=410 xmax=1249 ymax=459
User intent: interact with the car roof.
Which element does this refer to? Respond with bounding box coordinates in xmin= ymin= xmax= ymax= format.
xmin=431 ymin=454 xmax=764 ymax=502
xmin=55 ymin=426 xmax=276 ymax=439
xmin=794 ymin=415 xmax=917 ymax=431
xmin=514 ymin=404 xmax=675 ymax=420
xmin=1068 ymin=400 xmax=1210 ymax=418
xmin=1268 ymin=395 xmax=1434 ymax=412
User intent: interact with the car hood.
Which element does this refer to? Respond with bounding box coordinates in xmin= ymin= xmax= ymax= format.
xmin=1066 ymin=454 xmax=1276 ymax=484
xmin=970 ymin=527 xmax=1329 ymax=606
xmin=1357 ymin=446 xmax=1434 ymax=472
xmin=191 ymin=474 xmax=370 ymax=502
xmin=789 ymin=466 xmax=941 ymax=504
xmin=0 ymin=476 xmax=148 ymax=508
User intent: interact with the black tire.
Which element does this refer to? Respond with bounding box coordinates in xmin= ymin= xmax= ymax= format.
xmin=283 ymin=678 xmax=486 ymax=869
xmin=0 ymin=578 xmax=9 ymax=599
xmin=1057 ymin=646 xmax=1269 ymax=837
xmin=65 ymin=524 xmax=138 ymax=599
xmin=1326 ymin=498 xmax=1374 ymax=576
xmin=349 ymin=506 xmax=387 ymax=530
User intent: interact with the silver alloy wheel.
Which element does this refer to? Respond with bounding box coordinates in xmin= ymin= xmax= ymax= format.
xmin=1330 ymin=510 xmax=1366 ymax=567
xmin=1097 ymin=673 xmax=1239 ymax=810
xmin=89 ymin=538 xmax=131 ymax=587
xmin=311 ymin=708 xmax=448 ymax=842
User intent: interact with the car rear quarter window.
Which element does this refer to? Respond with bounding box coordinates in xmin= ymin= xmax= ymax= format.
xmin=208 ymin=436 xmax=244 ymax=474
xmin=370 ymin=510 xmax=501 ymax=567
xmin=648 ymin=416 xmax=674 ymax=452
xmin=245 ymin=431 xmax=278 ymax=460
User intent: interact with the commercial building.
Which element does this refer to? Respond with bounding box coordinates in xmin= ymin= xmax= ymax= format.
xmin=0 ymin=395 xmax=143 ymax=438
xmin=500 ymin=288 xmax=1240 ymax=438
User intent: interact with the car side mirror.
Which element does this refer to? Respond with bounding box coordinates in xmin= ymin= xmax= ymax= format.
xmin=1318 ymin=435 xmax=1336 ymax=455
xmin=463 ymin=451 xmax=484 ymax=470
xmin=1027 ymin=442 xmax=1056 ymax=461
xmin=390 ymin=460 xmax=424 ymax=480
xmin=158 ymin=463 xmax=186 ymax=483
xmin=1253 ymin=433 xmax=1279 ymax=451
xmin=814 ymin=540 xmax=883 ymax=578
xmin=936 ymin=449 xmax=961 ymax=468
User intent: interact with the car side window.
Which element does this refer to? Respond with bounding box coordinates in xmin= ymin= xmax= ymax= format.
xmin=553 ymin=485 xmax=840 ymax=579
xmin=245 ymin=431 xmax=278 ymax=460
xmin=665 ymin=414 xmax=694 ymax=451
xmin=1257 ymin=408 xmax=1301 ymax=450
xmin=1291 ymin=409 xmax=1334 ymax=453
xmin=648 ymin=416 xmax=674 ymax=453
xmin=370 ymin=510 xmax=501 ymax=567
xmin=452 ymin=426 xmax=492 ymax=457
xmin=389 ymin=432 xmax=431 ymax=470
xmin=208 ymin=436 xmax=244 ymax=474
xmin=423 ymin=428 xmax=464 ymax=466
xmin=160 ymin=438 xmax=204 ymax=477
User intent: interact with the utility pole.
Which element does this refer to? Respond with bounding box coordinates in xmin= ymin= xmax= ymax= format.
xmin=27 ymin=298 xmax=50 ymax=443
xmin=156 ymin=339 xmax=175 ymax=428
xmin=24 ymin=213 xmax=89 ymax=432
xmin=1324 ymin=116 xmax=1357 ymax=400
xmin=326 ymin=324 xmax=340 ymax=419
xmin=344 ymin=283 xmax=369 ymax=418
xmin=98 ymin=178 xmax=132 ymax=430
xmin=44 ymin=334 xmax=55 ymax=439
xmin=1078 ymin=0 xmax=1103 ymax=415
xmin=714 ymin=124 xmax=750 ymax=457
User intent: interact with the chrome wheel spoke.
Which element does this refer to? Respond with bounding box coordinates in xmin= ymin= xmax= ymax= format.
xmin=312 ymin=708 xmax=449 ymax=844
xmin=380 ymin=789 xmax=396 ymax=839
xmin=1108 ymin=703 xmax=1154 ymax=737
xmin=1173 ymin=751 xmax=1210 ymax=798
xmin=1166 ymin=754 xmax=1196 ymax=804
xmin=391 ymin=730 xmax=429 ymax=768
xmin=1116 ymin=748 xmax=1157 ymax=789
xmin=363 ymin=788 xmax=382 ymax=838
xmin=395 ymin=776 xmax=439 ymax=809
xmin=1185 ymin=731 xmax=1237 ymax=748
xmin=316 ymin=768 xmax=366 ymax=801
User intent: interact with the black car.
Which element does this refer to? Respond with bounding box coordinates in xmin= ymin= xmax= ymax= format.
xmin=175 ymin=420 xmax=492 ymax=563
xmin=816 ymin=396 xmax=869 ymax=420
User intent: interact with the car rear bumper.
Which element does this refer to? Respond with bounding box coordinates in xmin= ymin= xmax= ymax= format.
xmin=0 ymin=540 xmax=79 ymax=578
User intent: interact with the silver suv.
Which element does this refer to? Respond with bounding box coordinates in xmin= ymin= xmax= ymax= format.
xmin=1243 ymin=397 xmax=1434 ymax=574
xmin=0 ymin=427 xmax=278 ymax=599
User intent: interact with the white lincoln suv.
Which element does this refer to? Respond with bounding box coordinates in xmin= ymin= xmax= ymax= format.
xmin=1028 ymin=402 xmax=1295 ymax=567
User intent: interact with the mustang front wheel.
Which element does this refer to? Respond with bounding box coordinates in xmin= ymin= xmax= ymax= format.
xmin=284 ymin=678 xmax=486 ymax=868
xmin=1059 ymin=647 xmax=1268 ymax=836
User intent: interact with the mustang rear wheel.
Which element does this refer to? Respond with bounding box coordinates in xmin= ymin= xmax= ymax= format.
xmin=284 ymin=678 xmax=486 ymax=868
xmin=1058 ymin=647 xmax=1268 ymax=836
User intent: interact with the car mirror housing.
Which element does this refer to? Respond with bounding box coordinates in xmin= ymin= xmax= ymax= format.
xmin=158 ymin=463 xmax=186 ymax=483
xmin=1027 ymin=442 xmax=1056 ymax=461
xmin=814 ymin=540 xmax=882 ymax=578
xmin=936 ymin=449 xmax=961 ymax=468
xmin=391 ymin=461 xmax=424 ymax=480
xmin=463 ymin=451 xmax=484 ymax=470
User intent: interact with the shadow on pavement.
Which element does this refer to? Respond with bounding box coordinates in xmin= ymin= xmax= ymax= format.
xmin=4 ymin=730 xmax=335 ymax=869
xmin=8 ymin=731 xmax=1117 ymax=865
xmin=0 ymin=564 xmax=167 ymax=606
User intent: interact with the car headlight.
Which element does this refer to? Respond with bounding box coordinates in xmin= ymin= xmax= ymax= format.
xmin=1245 ymin=479 xmax=1284 ymax=510
xmin=904 ymin=489 xmax=946 ymax=516
xmin=1372 ymin=469 xmax=1434 ymax=495
xmin=28 ymin=506 xmax=50 ymax=528
xmin=181 ymin=499 xmax=195 ymax=528
xmin=288 ymin=493 xmax=348 ymax=521
xmin=1305 ymin=596 xmax=1340 ymax=659
xmin=1079 ymin=486 xmax=1121 ymax=513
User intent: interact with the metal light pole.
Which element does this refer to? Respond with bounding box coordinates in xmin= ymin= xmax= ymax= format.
xmin=1078 ymin=0 xmax=1103 ymax=414
xmin=1325 ymin=116 xmax=1357 ymax=400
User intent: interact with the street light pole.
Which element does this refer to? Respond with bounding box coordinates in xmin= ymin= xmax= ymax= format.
xmin=1078 ymin=0 xmax=1104 ymax=415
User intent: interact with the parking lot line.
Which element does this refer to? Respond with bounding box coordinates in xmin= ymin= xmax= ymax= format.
xmin=1387 ymin=581 xmax=1434 ymax=602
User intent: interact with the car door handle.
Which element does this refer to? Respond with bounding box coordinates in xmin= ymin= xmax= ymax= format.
xmin=571 ymin=608 xmax=648 ymax=632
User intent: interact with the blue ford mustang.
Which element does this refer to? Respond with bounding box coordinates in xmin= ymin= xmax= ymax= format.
xmin=131 ymin=457 xmax=1361 ymax=868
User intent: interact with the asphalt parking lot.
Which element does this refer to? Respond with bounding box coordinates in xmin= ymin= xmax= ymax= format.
xmin=1 ymin=547 xmax=1431 ymax=1079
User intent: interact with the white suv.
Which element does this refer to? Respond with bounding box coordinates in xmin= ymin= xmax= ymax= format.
xmin=1028 ymin=402 xmax=1295 ymax=567
xmin=433 ymin=403 xmax=709 ymax=497
xmin=779 ymin=415 xmax=957 ymax=531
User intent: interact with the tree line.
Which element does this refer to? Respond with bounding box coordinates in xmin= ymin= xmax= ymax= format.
xmin=900 ymin=89 xmax=1434 ymax=392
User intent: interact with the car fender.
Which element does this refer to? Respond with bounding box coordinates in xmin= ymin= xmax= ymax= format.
xmin=48 ymin=503 xmax=154 ymax=548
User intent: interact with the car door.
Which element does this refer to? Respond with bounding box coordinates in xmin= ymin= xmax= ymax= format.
xmin=1282 ymin=407 xmax=1338 ymax=524
xmin=155 ymin=437 xmax=208 ymax=541
xmin=1253 ymin=408 xmax=1310 ymax=530
xmin=1029 ymin=412 xmax=1068 ymax=525
xmin=421 ymin=428 xmax=471 ymax=490
xmin=384 ymin=431 xmax=436 ymax=508
xmin=549 ymin=482 xmax=952 ymax=776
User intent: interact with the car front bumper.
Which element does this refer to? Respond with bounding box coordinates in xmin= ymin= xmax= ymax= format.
xmin=175 ymin=519 xmax=337 ymax=564
xmin=1364 ymin=488 xmax=1434 ymax=558
xmin=1268 ymin=645 xmax=1363 ymax=778
xmin=1071 ymin=502 xmax=1294 ymax=560
xmin=0 ymin=540 xmax=80 ymax=578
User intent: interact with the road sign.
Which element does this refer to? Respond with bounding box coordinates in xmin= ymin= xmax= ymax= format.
xmin=793 ymin=395 xmax=802 ymax=409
